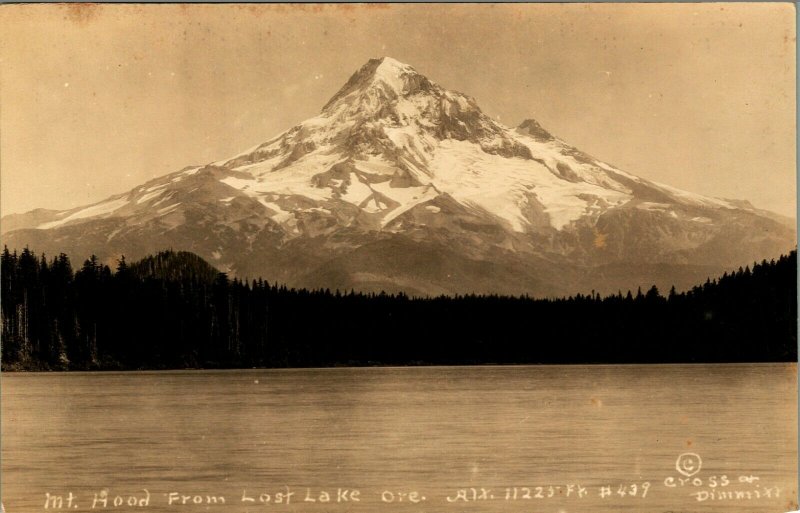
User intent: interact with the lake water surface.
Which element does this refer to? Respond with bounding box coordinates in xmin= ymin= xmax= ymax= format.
xmin=2 ymin=364 xmax=796 ymax=513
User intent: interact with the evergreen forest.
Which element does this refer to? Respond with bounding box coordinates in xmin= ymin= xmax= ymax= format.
xmin=1 ymin=247 xmax=796 ymax=370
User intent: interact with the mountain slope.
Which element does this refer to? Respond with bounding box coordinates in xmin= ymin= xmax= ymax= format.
xmin=2 ymin=57 xmax=794 ymax=297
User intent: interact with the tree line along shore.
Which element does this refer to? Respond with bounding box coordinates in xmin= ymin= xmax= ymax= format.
xmin=1 ymin=247 xmax=796 ymax=370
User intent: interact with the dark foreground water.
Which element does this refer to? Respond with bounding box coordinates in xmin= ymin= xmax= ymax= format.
xmin=2 ymin=364 xmax=797 ymax=513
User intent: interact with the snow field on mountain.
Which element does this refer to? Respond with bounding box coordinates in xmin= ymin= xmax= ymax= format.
xmin=38 ymin=197 xmax=129 ymax=229
xmin=222 ymin=152 xmax=341 ymax=201
xmin=429 ymin=140 xmax=630 ymax=231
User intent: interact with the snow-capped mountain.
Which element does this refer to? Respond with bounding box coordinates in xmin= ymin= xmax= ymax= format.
xmin=2 ymin=57 xmax=794 ymax=296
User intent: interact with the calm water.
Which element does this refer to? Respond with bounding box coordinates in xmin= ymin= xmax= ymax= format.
xmin=2 ymin=364 xmax=796 ymax=513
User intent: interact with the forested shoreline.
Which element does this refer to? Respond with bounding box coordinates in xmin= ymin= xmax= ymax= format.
xmin=1 ymin=247 xmax=796 ymax=370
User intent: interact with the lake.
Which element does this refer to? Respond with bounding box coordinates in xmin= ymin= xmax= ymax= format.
xmin=2 ymin=364 xmax=796 ymax=513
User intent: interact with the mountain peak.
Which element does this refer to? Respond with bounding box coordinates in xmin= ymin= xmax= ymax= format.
xmin=358 ymin=57 xmax=419 ymax=94
xmin=373 ymin=56 xmax=414 ymax=73
xmin=321 ymin=56 xmax=431 ymax=113
xmin=356 ymin=56 xmax=417 ymax=82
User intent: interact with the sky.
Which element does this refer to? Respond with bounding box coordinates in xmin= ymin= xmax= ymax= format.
xmin=0 ymin=3 xmax=796 ymax=217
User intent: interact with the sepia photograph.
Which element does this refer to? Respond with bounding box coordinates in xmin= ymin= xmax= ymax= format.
xmin=0 ymin=3 xmax=797 ymax=512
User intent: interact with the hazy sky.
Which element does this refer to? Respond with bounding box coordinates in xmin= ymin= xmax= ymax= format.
xmin=1 ymin=3 xmax=796 ymax=217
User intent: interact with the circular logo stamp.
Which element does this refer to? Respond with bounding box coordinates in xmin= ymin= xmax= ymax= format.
xmin=676 ymin=452 xmax=702 ymax=477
